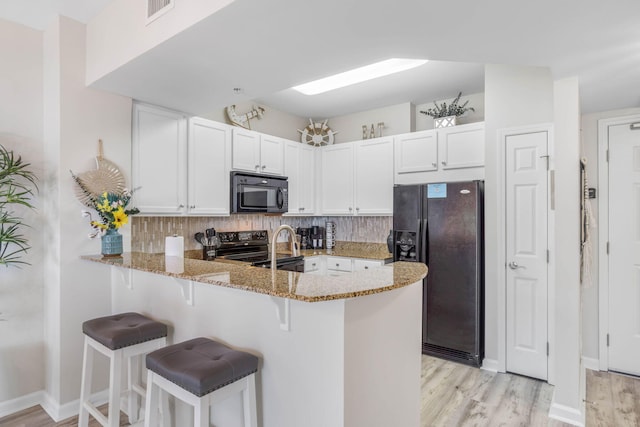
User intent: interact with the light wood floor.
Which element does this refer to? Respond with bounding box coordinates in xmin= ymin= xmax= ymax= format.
xmin=1 ymin=356 xmax=639 ymax=426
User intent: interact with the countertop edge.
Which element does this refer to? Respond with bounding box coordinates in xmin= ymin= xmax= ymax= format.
xmin=82 ymin=253 xmax=427 ymax=303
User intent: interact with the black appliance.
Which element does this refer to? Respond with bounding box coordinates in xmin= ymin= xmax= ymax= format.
xmin=216 ymin=230 xmax=304 ymax=272
xmin=296 ymin=226 xmax=324 ymax=250
xmin=231 ymin=172 xmax=288 ymax=214
xmin=393 ymin=181 xmax=484 ymax=367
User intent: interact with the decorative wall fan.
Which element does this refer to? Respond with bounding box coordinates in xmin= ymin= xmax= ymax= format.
xmin=297 ymin=119 xmax=338 ymax=146
xmin=71 ymin=139 xmax=125 ymax=207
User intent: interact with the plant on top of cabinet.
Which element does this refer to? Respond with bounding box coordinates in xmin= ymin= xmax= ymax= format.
xmin=420 ymin=92 xmax=475 ymax=128
xmin=0 ymin=144 xmax=38 ymax=267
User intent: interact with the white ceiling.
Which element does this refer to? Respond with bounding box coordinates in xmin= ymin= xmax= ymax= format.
xmin=3 ymin=0 xmax=640 ymax=119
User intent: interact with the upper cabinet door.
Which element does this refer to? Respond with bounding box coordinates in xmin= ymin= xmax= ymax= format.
xmin=355 ymin=138 xmax=394 ymax=215
xmin=259 ymin=134 xmax=285 ymax=176
xmin=132 ymin=103 xmax=187 ymax=215
xmin=394 ymin=130 xmax=438 ymax=174
xmin=439 ymin=122 xmax=485 ymax=169
xmin=187 ymin=118 xmax=231 ymax=215
xmin=284 ymin=140 xmax=301 ymax=213
xmin=321 ymin=144 xmax=354 ymax=215
xmin=232 ymin=127 xmax=261 ymax=173
xmin=299 ymin=144 xmax=316 ymax=214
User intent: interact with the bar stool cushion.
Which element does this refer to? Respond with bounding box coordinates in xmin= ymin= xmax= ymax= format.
xmin=82 ymin=312 xmax=168 ymax=350
xmin=146 ymin=337 xmax=259 ymax=397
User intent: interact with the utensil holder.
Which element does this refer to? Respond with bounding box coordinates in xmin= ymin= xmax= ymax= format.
xmin=202 ymin=246 xmax=217 ymax=261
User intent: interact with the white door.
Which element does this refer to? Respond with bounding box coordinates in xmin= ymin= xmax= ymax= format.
xmin=505 ymin=131 xmax=548 ymax=380
xmin=608 ymin=122 xmax=640 ymax=376
xmin=355 ymin=138 xmax=393 ymax=215
xmin=187 ymin=118 xmax=231 ymax=215
xmin=132 ymin=103 xmax=186 ymax=215
xmin=321 ymin=144 xmax=354 ymax=215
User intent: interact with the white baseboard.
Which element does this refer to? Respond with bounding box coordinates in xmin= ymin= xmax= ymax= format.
xmin=0 ymin=388 xmax=110 ymax=423
xmin=549 ymin=401 xmax=584 ymax=426
xmin=0 ymin=390 xmax=44 ymax=418
xmin=581 ymin=356 xmax=599 ymax=371
xmin=481 ymin=358 xmax=499 ymax=372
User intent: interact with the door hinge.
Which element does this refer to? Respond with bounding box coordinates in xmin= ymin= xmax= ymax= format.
xmin=607 ymin=333 xmax=610 ymax=347
xmin=606 ymin=241 xmax=609 ymax=255
xmin=546 ymin=250 xmax=550 ymax=263
xmin=546 ymin=342 xmax=549 ymax=356
xmin=606 ymin=149 xmax=609 ymax=162
xmin=540 ymin=155 xmax=550 ymax=170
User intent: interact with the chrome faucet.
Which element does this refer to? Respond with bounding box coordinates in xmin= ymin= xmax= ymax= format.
xmin=271 ymin=225 xmax=298 ymax=270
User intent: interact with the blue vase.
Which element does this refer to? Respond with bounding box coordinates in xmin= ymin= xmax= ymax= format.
xmin=102 ymin=228 xmax=123 ymax=257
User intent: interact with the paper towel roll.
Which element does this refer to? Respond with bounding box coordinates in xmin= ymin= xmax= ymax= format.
xmin=165 ymin=256 xmax=184 ymax=274
xmin=165 ymin=235 xmax=184 ymax=257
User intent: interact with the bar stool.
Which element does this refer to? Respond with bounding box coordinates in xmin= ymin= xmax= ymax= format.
xmin=144 ymin=337 xmax=259 ymax=427
xmin=79 ymin=312 xmax=168 ymax=427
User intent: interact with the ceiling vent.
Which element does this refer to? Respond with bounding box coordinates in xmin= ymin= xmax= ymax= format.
xmin=147 ymin=0 xmax=175 ymax=25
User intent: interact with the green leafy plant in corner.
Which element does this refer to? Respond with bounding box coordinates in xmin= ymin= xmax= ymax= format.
xmin=0 ymin=144 xmax=38 ymax=267
xmin=420 ymin=91 xmax=475 ymax=119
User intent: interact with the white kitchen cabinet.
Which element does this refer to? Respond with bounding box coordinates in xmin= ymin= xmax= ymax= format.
xmin=132 ymin=103 xmax=187 ymax=214
xmin=284 ymin=140 xmax=316 ymax=215
xmin=439 ymin=122 xmax=485 ymax=169
xmin=187 ymin=117 xmax=232 ymax=215
xmin=394 ymin=122 xmax=485 ymax=185
xmin=232 ymin=128 xmax=284 ymax=176
xmin=320 ymin=138 xmax=393 ymax=216
xmin=353 ymin=259 xmax=385 ymax=271
xmin=132 ymin=103 xmax=231 ymax=216
xmin=395 ymin=130 xmax=438 ymax=174
xmin=354 ymin=138 xmax=394 ymax=215
xmin=321 ymin=144 xmax=355 ymax=215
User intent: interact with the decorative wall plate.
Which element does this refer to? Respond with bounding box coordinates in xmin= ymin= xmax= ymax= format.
xmin=297 ymin=119 xmax=338 ymax=146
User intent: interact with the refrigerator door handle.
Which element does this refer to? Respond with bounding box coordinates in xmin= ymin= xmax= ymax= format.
xmin=421 ymin=218 xmax=429 ymax=264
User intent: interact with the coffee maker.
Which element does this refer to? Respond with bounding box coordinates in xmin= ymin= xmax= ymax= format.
xmin=296 ymin=226 xmax=324 ymax=250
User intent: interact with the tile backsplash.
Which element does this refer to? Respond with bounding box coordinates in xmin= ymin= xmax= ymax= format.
xmin=131 ymin=215 xmax=392 ymax=253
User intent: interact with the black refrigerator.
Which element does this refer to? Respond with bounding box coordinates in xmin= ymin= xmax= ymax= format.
xmin=393 ymin=181 xmax=484 ymax=367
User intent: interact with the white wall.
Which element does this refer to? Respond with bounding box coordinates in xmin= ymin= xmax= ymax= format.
xmin=43 ymin=16 xmax=133 ymax=414
xmin=0 ymin=18 xmax=45 ymax=403
xmin=86 ymin=0 xmax=236 ymax=84
xmin=414 ymin=92 xmax=485 ymax=131
xmin=580 ymin=106 xmax=640 ymax=361
xmin=203 ymin=102 xmax=308 ymax=141
xmin=551 ymin=77 xmax=582 ymax=423
xmin=329 ymin=102 xmax=414 ymax=143
xmin=483 ymin=64 xmax=554 ymax=366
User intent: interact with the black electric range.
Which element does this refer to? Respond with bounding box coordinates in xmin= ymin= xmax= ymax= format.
xmin=216 ymin=230 xmax=304 ymax=272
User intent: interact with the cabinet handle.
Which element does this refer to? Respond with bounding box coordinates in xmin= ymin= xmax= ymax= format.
xmin=255 ymin=164 xmax=260 ymax=170
xmin=441 ymin=161 xmax=447 ymax=166
xmin=348 ymin=207 xmax=353 ymax=211
xmin=432 ymin=162 xmax=437 ymax=167
xmin=179 ymin=204 xmax=185 ymax=208
xmin=336 ymin=263 xmax=340 ymax=267
xmin=301 ymin=207 xmax=305 ymax=211
xmin=190 ymin=205 xmax=195 ymax=209
xmin=261 ymin=165 xmax=266 ymax=170
xmin=312 ymin=263 xmax=316 ymax=267
xmin=356 ymin=207 xmax=360 ymax=211
xmin=364 ymin=266 xmax=369 ymax=269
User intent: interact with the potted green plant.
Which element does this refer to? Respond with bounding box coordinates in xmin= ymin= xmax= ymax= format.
xmin=0 ymin=144 xmax=38 ymax=267
xmin=420 ymin=92 xmax=475 ymax=128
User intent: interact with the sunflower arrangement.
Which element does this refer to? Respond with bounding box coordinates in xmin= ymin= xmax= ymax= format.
xmin=71 ymin=171 xmax=139 ymax=237
xmin=90 ymin=191 xmax=139 ymax=232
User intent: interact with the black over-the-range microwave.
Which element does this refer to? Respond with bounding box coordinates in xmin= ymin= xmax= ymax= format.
xmin=230 ymin=171 xmax=289 ymax=214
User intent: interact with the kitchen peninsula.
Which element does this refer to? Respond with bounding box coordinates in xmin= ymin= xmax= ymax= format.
xmin=82 ymin=253 xmax=427 ymax=427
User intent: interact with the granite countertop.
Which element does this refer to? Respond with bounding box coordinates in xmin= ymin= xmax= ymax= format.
xmin=81 ymin=252 xmax=427 ymax=303
xmin=279 ymin=241 xmax=394 ymax=262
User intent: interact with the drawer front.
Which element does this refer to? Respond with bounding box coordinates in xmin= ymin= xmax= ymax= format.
xmin=326 ymin=256 xmax=353 ymax=272
xmin=304 ymin=257 xmax=320 ymax=272
xmin=353 ymin=259 xmax=384 ymax=272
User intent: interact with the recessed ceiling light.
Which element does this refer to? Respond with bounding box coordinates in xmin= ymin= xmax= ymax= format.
xmin=292 ymin=58 xmax=428 ymax=95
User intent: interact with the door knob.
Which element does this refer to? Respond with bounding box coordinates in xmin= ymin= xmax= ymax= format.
xmin=508 ymin=261 xmax=524 ymax=269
